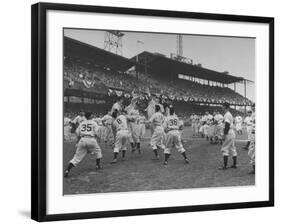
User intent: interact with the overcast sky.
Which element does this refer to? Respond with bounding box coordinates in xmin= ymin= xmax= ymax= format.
xmin=64 ymin=29 xmax=255 ymax=101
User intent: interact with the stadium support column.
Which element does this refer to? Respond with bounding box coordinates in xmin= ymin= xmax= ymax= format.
xmin=136 ymin=54 xmax=139 ymax=80
xmin=234 ymin=82 xmax=236 ymax=92
xmin=244 ymin=80 xmax=247 ymax=98
xmin=145 ymin=54 xmax=147 ymax=76
xmin=244 ymin=80 xmax=247 ymax=113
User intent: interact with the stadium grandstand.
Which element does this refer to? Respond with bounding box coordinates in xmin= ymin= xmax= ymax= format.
xmin=63 ymin=36 xmax=253 ymax=117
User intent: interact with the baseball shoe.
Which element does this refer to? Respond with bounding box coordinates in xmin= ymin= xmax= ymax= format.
xmin=218 ymin=166 xmax=227 ymax=170
xmin=64 ymin=170 xmax=69 ymax=178
xmin=110 ymin=159 xmax=117 ymax=164
xmin=184 ymin=159 xmax=189 ymax=164
xmin=163 ymin=161 xmax=168 ymax=166
xmin=249 ymin=170 xmax=255 ymax=175
xmin=152 ymin=155 xmax=160 ymax=160
xmin=96 ymin=165 xmax=102 ymax=170
xmin=230 ymin=164 xmax=237 ymax=169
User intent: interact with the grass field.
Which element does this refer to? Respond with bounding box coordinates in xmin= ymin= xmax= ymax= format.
xmin=63 ymin=127 xmax=254 ymax=195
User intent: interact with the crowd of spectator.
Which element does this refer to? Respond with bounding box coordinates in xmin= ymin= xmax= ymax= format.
xmin=63 ymin=58 xmax=253 ymax=106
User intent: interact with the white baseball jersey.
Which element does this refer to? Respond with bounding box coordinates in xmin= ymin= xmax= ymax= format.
xmin=111 ymin=102 xmax=122 ymax=113
xmin=102 ymin=114 xmax=113 ymax=126
xmin=127 ymin=108 xmax=139 ymax=123
xmin=235 ymin=116 xmax=242 ymax=123
xmin=76 ymin=119 xmax=99 ymax=137
xmin=165 ymin=114 xmax=180 ymax=131
xmin=113 ymin=115 xmax=128 ymax=132
xmin=190 ymin=115 xmax=198 ymax=123
xmin=251 ymin=112 xmax=256 ymax=132
xmin=92 ymin=117 xmax=103 ymax=126
xmin=146 ymin=99 xmax=156 ymax=119
xmin=149 ymin=112 xmax=164 ymax=127
xmin=72 ymin=115 xmax=86 ymax=125
xmin=207 ymin=114 xmax=213 ymax=121
xmin=214 ymin=114 xmax=224 ymax=123
xmin=137 ymin=115 xmax=146 ymax=125
xmin=224 ymin=111 xmax=235 ymax=134
xmin=244 ymin=116 xmax=253 ymax=126
xmin=64 ymin=117 xmax=71 ymax=126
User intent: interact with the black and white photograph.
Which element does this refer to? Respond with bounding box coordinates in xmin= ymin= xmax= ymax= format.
xmin=30 ymin=2 xmax=274 ymax=221
xmin=63 ymin=29 xmax=256 ymax=195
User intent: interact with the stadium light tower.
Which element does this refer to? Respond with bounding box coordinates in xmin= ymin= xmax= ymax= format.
xmin=177 ymin=34 xmax=183 ymax=57
xmin=104 ymin=30 xmax=125 ymax=55
xmin=171 ymin=34 xmax=189 ymax=63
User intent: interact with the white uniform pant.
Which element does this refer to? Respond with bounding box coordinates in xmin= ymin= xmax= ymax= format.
xmin=70 ymin=137 xmax=102 ymax=166
xmin=150 ymin=126 xmax=165 ymax=150
xmin=164 ymin=130 xmax=185 ymax=154
xmin=248 ymin=137 xmax=255 ymax=165
xmin=113 ymin=130 xmax=130 ymax=153
xmin=191 ymin=123 xmax=197 ymax=135
xmin=221 ymin=131 xmax=237 ymax=157
xmin=236 ymin=123 xmax=242 ymax=131
xmin=129 ymin=122 xmax=141 ymax=143
xmin=246 ymin=126 xmax=253 ymax=141
xmin=102 ymin=125 xmax=114 ymax=143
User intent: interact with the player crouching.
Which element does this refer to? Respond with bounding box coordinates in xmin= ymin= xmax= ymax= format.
xmin=111 ymin=110 xmax=130 ymax=163
xmin=163 ymin=107 xmax=189 ymax=166
xmin=64 ymin=112 xmax=102 ymax=178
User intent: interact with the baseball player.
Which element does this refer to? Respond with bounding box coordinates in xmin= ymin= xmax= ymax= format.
xmin=243 ymin=110 xmax=253 ymax=150
xmin=163 ymin=107 xmax=189 ymax=165
xmin=64 ymin=114 xmax=72 ymax=141
xmin=248 ymin=106 xmax=256 ymax=174
xmin=111 ymin=110 xmax=130 ymax=163
xmin=203 ymin=112 xmax=211 ymax=140
xmin=111 ymin=98 xmax=124 ymax=113
xmin=135 ymin=111 xmax=146 ymax=153
xmin=214 ymin=111 xmax=224 ymax=144
xmin=219 ymin=103 xmax=237 ymax=170
xmin=64 ymin=112 xmax=102 ymax=177
xmin=126 ymin=103 xmax=141 ymax=152
xmin=137 ymin=111 xmax=146 ymax=139
xmin=101 ymin=111 xmax=114 ymax=145
xmin=190 ymin=113 xmax=198 ymax=137
xmin=235 ymin=115 xmax=243 ymax=135
xmin=145 ymin=94 xmax=164 ymax=136
xmin=148 ymin=104 xmax=166 ymax=160
xmin=71 ymin=111 xmax=86 ymax=132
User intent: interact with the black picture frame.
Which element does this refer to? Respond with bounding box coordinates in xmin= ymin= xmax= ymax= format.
xmin=31 ymin=2 xmax=274 ymax=222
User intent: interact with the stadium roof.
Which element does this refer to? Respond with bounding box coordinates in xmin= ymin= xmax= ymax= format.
xmin=64 ymin=37 xmax=135 ymax=72
xmin=132 ymin=51 xmax=245 ymax=84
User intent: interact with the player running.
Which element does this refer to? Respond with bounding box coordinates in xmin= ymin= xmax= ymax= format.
xmin=163 ymin=107 xmax=189 ymax=166
xmin=64 ymin=112 xmax=102 ymax=177
xmin=111 ymin=110 xmax=131 ymax=163
xmin=219 ymin=103 xmax=237 ymax=170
